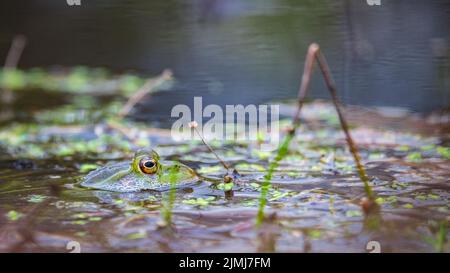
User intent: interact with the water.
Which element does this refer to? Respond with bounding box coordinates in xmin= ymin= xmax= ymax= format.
xmin=0 ymin=0 xmax=449 ymax=122
xmin=0 ymin=1 xmax=449 ymax=253
xmin=0 ymin=102 xmax=448 ymax=252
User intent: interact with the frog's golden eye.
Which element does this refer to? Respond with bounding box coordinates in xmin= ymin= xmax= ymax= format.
xmin=139 ymin=159 xmax=157 ymax=174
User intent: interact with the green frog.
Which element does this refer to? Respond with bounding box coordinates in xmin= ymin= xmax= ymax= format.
xmin=81 ymin=149 xmax=198 ymax=192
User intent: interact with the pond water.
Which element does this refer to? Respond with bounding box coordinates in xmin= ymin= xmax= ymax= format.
xmin=0 ymin=0 xmax=449 ymax=121
xmin=0 ymin=1 xmax=449 ymax=253
xmin=0 ymin=101 xmax=448 ymax=252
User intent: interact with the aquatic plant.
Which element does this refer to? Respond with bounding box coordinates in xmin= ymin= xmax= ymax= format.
xmin=0 ymin=35 xmax=171 ymax=103
xmin=117 ymin=69 xmax=173 ymax=118
xmin=189 ymin=121 xmax=232 ymax=172
xmin=1 ymin=35 xmax=27 ymax=105
xmin=256 ymin=43 xmax=376 ymax=226
xmin=256 ymin=134 xmax=293 ymax=226
xmin=160 ymin=167 xmax=179 ymax=228
xmin=0 ymin=66 xmax=169 ymax=97
xmin=425 ymin=221 xmax=448 ymax=252
xmin=189 ymin=120 xmax=237 ymax=199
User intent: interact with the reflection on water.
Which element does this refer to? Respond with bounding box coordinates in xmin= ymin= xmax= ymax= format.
xmin=0 ymin=0 xmax=449 ymax=121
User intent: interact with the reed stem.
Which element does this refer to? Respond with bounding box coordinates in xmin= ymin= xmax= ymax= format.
xmin=118 ymin=69 xmax=172 ymax=118
xmin=256 ymin=43 xmax=375 ymax=227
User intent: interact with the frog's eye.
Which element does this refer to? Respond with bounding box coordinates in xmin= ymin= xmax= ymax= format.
xmin=139 ymin=159 xmax=158 ymax=174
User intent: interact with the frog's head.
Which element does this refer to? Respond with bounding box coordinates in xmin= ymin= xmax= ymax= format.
xmin=81 ymin=148 xmax=197 ymax=192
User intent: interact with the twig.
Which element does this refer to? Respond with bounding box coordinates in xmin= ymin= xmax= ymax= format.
xmin=189 ymin=121 xmax=231 ymax=172
xmin=257 ymin=43 xmax=376 ymax=227
xmin=118 ymin=69 xmax=173 ymax=118
xmin=1 ymin=35 xmax=27 ymax=104
xmin=290 ymin=43 xmax=374 ymax=200
xmin=314 ymin=50 xmax=374 ymax=199
xmin=291 ymin=43 xmax=320 ymax=130
xmin=4 ymin=35 xmax=27 ymax=68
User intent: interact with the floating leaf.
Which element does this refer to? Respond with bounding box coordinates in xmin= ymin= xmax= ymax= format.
xmin=72 ymin=220 xmax=88 ymax=225
xmin=217 ymin=182 xmax=234 ymax=191
xmin=307 ymin=230 xmax=322 ymax=239
xmin=26 ymin=194 xmax=47 ymax=203
xmin=6 ymin=210 xmax=23 ymax=221
xmin=197 ymin=165 xmax=223 ymax=174
xmin=182 ymin=197 xmax=215 ymax=207
xmin=235 ymin=163 xmax=266 ymax=172
xmin=406 ymin=152 xmax=422 ymax=162
xmin=79 ymin=164 xmax=99 ymax=173
xmin=126 ymin=230 xmax=147 ymax=240
xmin=269 ymin=191 xmax=290 ymax=201
xmin=345 ymin=210 xmax=362 ymax=217
xmin=436 ymin=146 xmax=450 ymax=159
xmin=402 ymin=203 xmax=414 ymax=209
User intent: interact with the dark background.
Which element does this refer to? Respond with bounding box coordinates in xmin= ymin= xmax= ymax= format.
xmin=1 ymin=0 xmax=449 ymax=121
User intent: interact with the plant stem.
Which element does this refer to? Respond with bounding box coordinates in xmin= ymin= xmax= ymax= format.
xmin=256 ymin=133 xmax=293 ymax=227
xmin=192 ymin=124 xmax=233 ymax=172
xmin=314 ymin=50 xmax=374 ymax=200
xmin=294 ymin=43 xmax=374 ymax=200
xmin=161 ymin=167 xmax=178 ymax=227
xmin=118 ymin=69 xmax=172 ymax=118
xmin=256 ymin=43 xmax=376 ymax=226
xmin=2 ymin=35 xmax=27 ymax=105
xmin=4 ymin=35 xmax=27 ymax=68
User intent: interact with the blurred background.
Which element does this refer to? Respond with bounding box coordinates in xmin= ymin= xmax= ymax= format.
xmin=1 ymin=0 xmax=449 ymax=124
xmin=0 ymin=1 xmax=449 ymax=254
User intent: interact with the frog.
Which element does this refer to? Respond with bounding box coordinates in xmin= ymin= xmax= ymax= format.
xmin=80 ymin=148 xmax=198 ymax=192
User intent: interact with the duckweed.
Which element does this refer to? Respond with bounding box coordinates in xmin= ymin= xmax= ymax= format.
xmin=6 ymin=210 xmax=23 ymax=221
xmin=182 ymin=197 xmax=215 ymax=207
